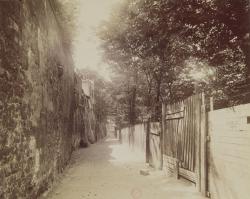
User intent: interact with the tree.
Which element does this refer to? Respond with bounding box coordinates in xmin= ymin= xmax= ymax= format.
xmin=98 ymin=0 xmax=250 ymax=124
xmin=98 ymin=0 xmax=197 ymax=122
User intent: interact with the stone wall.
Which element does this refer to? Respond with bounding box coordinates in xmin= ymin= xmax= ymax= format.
xmin=0 ymin=0 xmax=94 ymax=198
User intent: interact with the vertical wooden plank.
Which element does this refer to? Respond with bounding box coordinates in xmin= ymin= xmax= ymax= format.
xmin=191 ymin=95 xmax=195 ymax=171
xmin=210 ymin=97 xmax=214 ymax=111
xmin=189 ymin=96 xmax=193 ymax=170
xmin=186 ymin=97 xmax=191 ymax=169
xmin=167 ymin=120 xmax=170 ymax=156
xmin=119 ymin=128 xmax=122 ymax=143
xmin=190 ymin=95 xmax=195 ymax=171
xmin=170 ymin=118 xmax=173 ymax=157
xmin=195 ymin=94 xmax=201 ymax=191
xmin=200 ymin=93 xmax=207 ymax=196
xmin=186 ymin=97 xmax=190 ymax=169
xmin=182 ymin=100 xmax=188 ymax=169
xmin=178 ymin=102 xmax=184 ymax=163
xmin=181 ymin=113 xmax=184 ymax=166
xmin=174 ymin=119 xmax=178 ymax=158
xmin=180 ymin=102 xmax=184 ymax=164
xmin=161 ymin=103 xmax=166 ymax=168
xmin=146 ymin=119 xmax=150 ymax=163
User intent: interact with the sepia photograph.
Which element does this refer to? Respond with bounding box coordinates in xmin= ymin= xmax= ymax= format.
xmin=0 ymin=0 xmax=250 ymax=198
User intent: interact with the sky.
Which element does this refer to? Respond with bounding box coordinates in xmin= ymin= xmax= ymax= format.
xmin=73 ymin=0 xmax=122 ymax=80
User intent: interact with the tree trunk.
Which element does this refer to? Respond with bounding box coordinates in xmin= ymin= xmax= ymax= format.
xmin=129 ymin=86 xmax=137 ymax=125
xmin=154 ymin=80 xmax=162 ymax=121
xmin=132 ymin=86 xmax=137 ymax=124
xmin=243 ymin=44 xmax=250 ymax=82
xmin=147 ymin=85 xmax=152 ymax=114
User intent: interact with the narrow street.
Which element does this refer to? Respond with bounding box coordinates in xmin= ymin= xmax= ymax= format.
xmin=45 ymin=136 xmax=205 ymax=199
xmin=1 ymin=1 xmax=250 ymax=198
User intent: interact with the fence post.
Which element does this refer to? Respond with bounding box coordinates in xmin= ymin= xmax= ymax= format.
xmin=160 ymin=103 xmax=166 ymax=170
xmin=146 ymin=119 xmax=150 ymax=163
xmin=210 ymin=97 xmax=214 ymax=111
xmin=195 ymin=94 xmax=201 ymax=192
xmin=200 ymin=93 xmax=208 ymax=196
xmin=119 ymin=128 xmax=122 ymax=144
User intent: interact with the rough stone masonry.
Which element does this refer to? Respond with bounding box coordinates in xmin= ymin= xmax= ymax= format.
xmin=0 ymin=0 xmax=102 ymax=198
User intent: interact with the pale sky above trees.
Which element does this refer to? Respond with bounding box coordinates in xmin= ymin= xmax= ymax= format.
xmin=72 ymin=0 xmax=123 ymax=80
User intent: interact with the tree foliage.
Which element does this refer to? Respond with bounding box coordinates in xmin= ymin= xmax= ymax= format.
xmin=98 ymin=0 xmax=250 ymax=124
xmin=53 ymin=0 xmax=79 ymax=50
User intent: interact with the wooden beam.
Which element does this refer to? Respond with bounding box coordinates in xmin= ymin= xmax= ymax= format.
xmin=146 ymin=120 xmax=150 ymax=163
xmin=161 ymin=103 xmax=166 ymax=169
xmin=195 ymin=94 xmax=201 ymax=192
xmin=166 ymin=112 xmax=184 ymax=120
xmin=210 ymin=97 xmax=214 ymax=111
xmin=200 ymin=93 xmax=208 ymax=196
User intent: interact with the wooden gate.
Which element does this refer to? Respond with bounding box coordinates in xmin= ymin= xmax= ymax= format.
xmin=162 ymin=93 xmax=207 ymax=195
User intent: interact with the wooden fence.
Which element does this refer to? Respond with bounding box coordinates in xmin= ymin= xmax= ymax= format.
xmin=119 ymin=124 xmax=146 ymax=154
xmin=119 ymin=93 xmax=250 ymax=199
xmin=119 ymin=122 xmax=162 ymax=169
xmin=163 ymin=94 xmax=250 ymax=198
xmin=162 ymin=93 xmax=207 ymax=195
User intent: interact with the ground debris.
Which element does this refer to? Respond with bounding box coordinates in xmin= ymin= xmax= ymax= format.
xmin=140 ymin=169 xmax=150 ymax=176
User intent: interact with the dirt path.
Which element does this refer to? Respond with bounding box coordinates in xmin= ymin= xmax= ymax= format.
xmin=45 ymin=137 xmax=205 ymax=199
